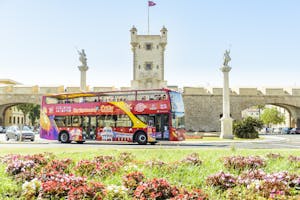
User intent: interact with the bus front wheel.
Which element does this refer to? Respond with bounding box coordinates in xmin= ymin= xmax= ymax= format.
xmin=136 ymin=132 xmax=147 ymax=145
xmin=59 ymin=132 xmax=70 ymax=143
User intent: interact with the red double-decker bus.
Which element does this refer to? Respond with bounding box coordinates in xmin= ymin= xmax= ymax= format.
xmin=40 ymin=88 xmax=185 ymax=145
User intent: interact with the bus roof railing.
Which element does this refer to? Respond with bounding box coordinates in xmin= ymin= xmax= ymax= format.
xmin=43 ymin=88 xmax=176 ymax=100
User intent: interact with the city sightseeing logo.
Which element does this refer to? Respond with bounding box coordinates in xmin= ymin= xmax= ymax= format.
xmin=134 ymin=103 xmax=147 ymax=112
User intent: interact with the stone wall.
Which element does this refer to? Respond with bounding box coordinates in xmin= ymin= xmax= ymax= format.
xmin=183 ymin=87 xmax=300 ymax=132
xmin=1 ymin=85 xmax=300 ymax=129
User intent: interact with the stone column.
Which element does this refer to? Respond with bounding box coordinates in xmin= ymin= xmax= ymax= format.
xmin=78 ymin=65 xmax=88 ymax=91
xmin=220 ymin=65 xmax=234 ymax=139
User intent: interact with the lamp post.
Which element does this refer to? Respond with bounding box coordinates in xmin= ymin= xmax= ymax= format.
xmin=220 ymin=50 xmax=234 ymax=139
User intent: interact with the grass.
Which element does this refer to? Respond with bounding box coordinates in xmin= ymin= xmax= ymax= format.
xmin=0 ymin=148 xmax=300 ymax=199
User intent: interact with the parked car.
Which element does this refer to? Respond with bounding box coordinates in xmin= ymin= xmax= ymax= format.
xmin=5 ymin=125 xmax=35 ymax=141
xmin=273 ymin=127 xmax=282 ymax=134
xmin=281 ymin=127 xmax=292 ymax=134
xmin=289 ymin=128 xmax=300 ymax=134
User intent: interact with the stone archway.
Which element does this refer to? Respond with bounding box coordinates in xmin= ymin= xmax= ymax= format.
xmin=0 ymin=102 xmax=40 ymax=127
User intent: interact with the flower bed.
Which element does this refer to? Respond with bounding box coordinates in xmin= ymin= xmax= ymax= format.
xmin=1 ymin=151 xmax=300 ymax=199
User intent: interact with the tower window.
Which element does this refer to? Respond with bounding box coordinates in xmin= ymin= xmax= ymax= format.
xmin=157 ymin=45 xmax=159 ymax=49
xmin=145 ymin=62 xmax=153 ymax=70
xmin=138 ymin=65 xmax=141 ymax=69
xmin=145 ymin=43 xmax=152 ymax=50
xmin=157 ymin=65 xmax=159 ymax=69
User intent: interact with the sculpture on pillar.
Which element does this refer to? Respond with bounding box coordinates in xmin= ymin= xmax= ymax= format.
xmin=219 ymin=49 xmax=233 ymax=139
xmin=77 ymin=49 xmax=88 ymax=91
xmin=223 ymin=49 xmax=231 ymax=66
xmin=78 ymin=49 xmax=87 ymax=67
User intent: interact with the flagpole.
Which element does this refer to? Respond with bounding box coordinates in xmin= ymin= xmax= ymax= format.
xmin=147 ymin=5 xmax=150 ymax=35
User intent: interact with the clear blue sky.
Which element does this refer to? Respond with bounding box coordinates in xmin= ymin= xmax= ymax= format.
xmin=0 ymin=0 xmax=299 ymax=88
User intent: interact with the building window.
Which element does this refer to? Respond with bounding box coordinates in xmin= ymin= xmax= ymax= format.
xmin=17 ymin=117 xmax=20 ymax=124
xmin=138 ymin=65 xmax=141 ymax=69
xmin=21 ymin=118 xmax=24 ymax=124
xmin=9 ymin=117 xmax=12 ymax=123
xmin=13 ymin=117 xmax=16 ymax=124
xmin=145 ymin=62 xmax=152 ymax=70
xmin=156 ymin=45 xmax=159 ymax=49
xmin=157 ymin=65 xmax=159 ymax=69
xmin=145 ymin=43 xmax=152 ymax=50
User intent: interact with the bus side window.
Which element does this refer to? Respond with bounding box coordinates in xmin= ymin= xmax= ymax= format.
xmin=72 ymin=116 xmax=80 ymax=127
xmin=54 ymin=116 xmax=66 ymax=127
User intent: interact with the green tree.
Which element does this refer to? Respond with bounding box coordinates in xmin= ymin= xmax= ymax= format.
xmin=260 ymin=107 xmax=285 ymax=127
xmin=255 ymin=104 xmax=265 ymax=118
xmin=16 ymin=103 xmax=35 ymax=125
xmin=29 ymin=104 xmax=40 ymax=126
xmin=233 ymin=117 xmax=263 ymax=139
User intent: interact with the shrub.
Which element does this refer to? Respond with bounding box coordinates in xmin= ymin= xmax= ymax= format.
xmin=224 ymin=187 xmax=265 ymax=200
xmin=123 ymin=171 xmax=145 ymax=192
xmin=288 ymin=155 xmax=300 ymax=168
xmin=206 ymin=171 xmax=236 ymax=190
xmin=6 ymin=160 xmax=35 ymax=176
xmin=233 ymin=117 xmax=263 ymax=139
xmin=42 ymin=158 xmax=73 ymax=174
xmin=144 ymin=159 xmax=166 ymax=168
xmin=94 ymin=155 xmax=115 ymax=163
xmin=266 ymin=152 xmax=284 ymax=160
xmin=223 ymin=155 xmax=266 ymax=171
xmin=134 ymin=178 xmax=179 ymax=199
xmin=74 ymin=160 xmax=99 ymax=177
xmin=67 ymin=182 xmax=106 ymax=200
xmin=180 ymin=152 xmax=203 ymax=166
xmin=249 ymin=179 xmax=289 ymax=198
xmin=238 ymin=170 xmax=300 ymax=198
xmin=118 ymin=152 xmax=135 ymax=163
xmin=38 ymin=173 xmax=86 ymax=199
xmin=97 ymin=161 xmax=122 ymax=178
xmin=106 ymin=185 xmax=128 ymax=199
xmin=237 ymin=169 xmax=266 ymax=186
xmin=21 ymin=178 xmax=41 ymax=200
xmin=170 ymin=188 xmax=208 ymax=200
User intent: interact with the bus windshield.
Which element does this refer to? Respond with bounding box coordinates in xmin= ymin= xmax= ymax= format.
xmin=169 ymin=91 xmax=184 ymax=113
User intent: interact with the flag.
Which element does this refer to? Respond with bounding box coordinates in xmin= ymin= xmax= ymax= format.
xmin=148 ymin=1 xmax=156 ymax=6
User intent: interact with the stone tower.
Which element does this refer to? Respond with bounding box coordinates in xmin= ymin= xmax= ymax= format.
xmin=130 ymin=26 xmax=168 ymax=89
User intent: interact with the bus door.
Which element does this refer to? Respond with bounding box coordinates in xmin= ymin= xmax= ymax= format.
xmin=154 ymin=114 xmax=169 ymax=140
xmin=81 ymin=116 xmax=97 ymax=140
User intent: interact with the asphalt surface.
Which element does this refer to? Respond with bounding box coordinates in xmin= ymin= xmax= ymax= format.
xmin=0 ymin=133 xmax=299 ymax=149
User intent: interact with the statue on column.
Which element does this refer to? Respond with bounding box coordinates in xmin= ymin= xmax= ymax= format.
xmin=223 ymin=49 xmax=231 ymax=66
xmin=78 ymin=49 xmax=87 ymax=67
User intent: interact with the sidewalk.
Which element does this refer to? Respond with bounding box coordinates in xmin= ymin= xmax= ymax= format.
xmin=0 ymin=134 xmax=50 ymax=144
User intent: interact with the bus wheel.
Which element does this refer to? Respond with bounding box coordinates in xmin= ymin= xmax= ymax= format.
xmin=136 ymin=132 xmax=147 ymax=145
xmin=60 ymin=132 xmax=70 ymax=143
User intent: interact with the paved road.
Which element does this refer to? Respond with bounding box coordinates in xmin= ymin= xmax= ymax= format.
xmin=0 ymin=133 xmax=300 ymax=149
